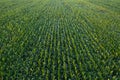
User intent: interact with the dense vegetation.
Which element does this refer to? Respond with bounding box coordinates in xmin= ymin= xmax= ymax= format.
xmin=0 ymin=0 xmax=120 ymax=79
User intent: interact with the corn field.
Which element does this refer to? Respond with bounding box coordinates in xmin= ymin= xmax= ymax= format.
xmin=0 ymin=0 xmax=120 ymax=79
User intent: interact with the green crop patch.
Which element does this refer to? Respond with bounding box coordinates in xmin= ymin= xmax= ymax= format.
xmin=0 ymin=0 xmax=120 ymax=79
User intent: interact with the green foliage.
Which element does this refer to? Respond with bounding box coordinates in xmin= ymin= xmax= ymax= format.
xmin=0 ymin=0 xmax=120 ymax=79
